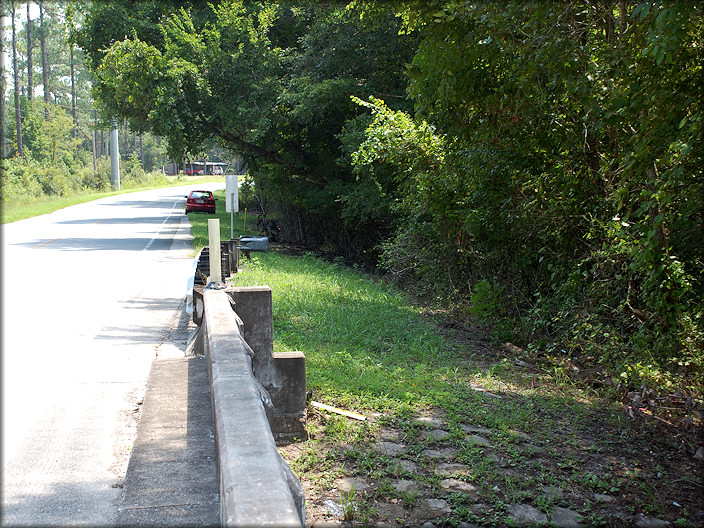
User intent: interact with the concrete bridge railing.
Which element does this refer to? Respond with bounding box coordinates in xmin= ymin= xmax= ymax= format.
xmin=195 ymin=284 xmax=306 ymax=527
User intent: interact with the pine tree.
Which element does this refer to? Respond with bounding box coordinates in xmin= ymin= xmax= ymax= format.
xmin=40 ymin=0 xmax=50 ymax=117
xmin=26 ymin=2 xmax=33 ymax=100
xmin=11 ymin=0 xmax=23 ymax=157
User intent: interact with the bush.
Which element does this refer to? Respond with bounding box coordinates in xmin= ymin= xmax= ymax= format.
xmin=35 ymin=163 xmax=77 ymax=196
xmin=1 ymin=157 xmax=44 ymax=204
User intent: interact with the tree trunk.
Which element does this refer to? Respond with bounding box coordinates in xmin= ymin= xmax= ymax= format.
xmin=122 ymin=124 xmax=127 ymax=158
xmin=26 ymin=2 xmax=33 ymax=100
xmin=70 ymin=46 xmax=77 ymax=139
xmin=604 ymin=1 xmax=615 ymax=44
xmin=619 ymin=0 xmax=627 ymax=38
xmin=1 ymin=19 xmax=7 ymax=157
xmin=40 ymin=0 xmax=50 ymax=118
xmin=11 ymin=0 xmax=23 ymax=157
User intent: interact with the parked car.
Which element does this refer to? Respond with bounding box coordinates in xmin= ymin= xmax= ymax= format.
xmin=184 ymin=167 xmax=202 ymax=175
xmin=185 ymin=190 xmax=216 ymax=214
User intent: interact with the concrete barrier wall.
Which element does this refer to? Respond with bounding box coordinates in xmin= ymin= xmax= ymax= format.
xmin=225 ymin=287 xmax=307 ymax=444
xmin=201 ymin=287 xmax=305 ymax=527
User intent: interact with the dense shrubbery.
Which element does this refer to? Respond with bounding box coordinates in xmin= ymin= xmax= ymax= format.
xmin=1 ymin=155 xmax=106 ymax=204
xmin=0 ymin=96 xmax=160 ymax=205
xmin=1 ymin=152 xmax=169 ymax=206
xmin=348 ymin=3 xmax=703 ymax=390
xmin=119 ymin=153 xmax=170 ymax=189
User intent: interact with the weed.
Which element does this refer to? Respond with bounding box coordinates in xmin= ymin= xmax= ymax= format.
xmin=581 ymin=512 xmax=608 ymax=526
xmin=571 ymin=470 xmax=619 ymax=494
xmin=376 ymin=478 xmax=396 ymax=500
xmin=534 ymin=492 xmax=557 ymax=514
xmin=674 ymin=519 xmax=695 ymax=527
xmin=400 ymin=489 xmax=419 ymax=508
xmin=340 ymin=485 xmax=372 ymax=522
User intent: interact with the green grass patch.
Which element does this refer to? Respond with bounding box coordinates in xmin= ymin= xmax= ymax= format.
xmin=232 ymin=251 xmax=459 ymax=415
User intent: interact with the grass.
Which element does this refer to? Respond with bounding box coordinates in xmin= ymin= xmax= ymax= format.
xmin=233 ymin=252 xmax=464 ymax=416
xmin=1 ymin=174 xmax=224 ymax=224
xmin=187 ymin=211 xmax=702 ymax=526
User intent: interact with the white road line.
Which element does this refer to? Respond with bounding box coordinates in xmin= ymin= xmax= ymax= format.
xmin=143 ymin=200 xmax=183 ymax=251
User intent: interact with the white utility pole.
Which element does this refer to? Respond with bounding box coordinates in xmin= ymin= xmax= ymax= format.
xmin=110 ymin=126 xmax=120 ymax=190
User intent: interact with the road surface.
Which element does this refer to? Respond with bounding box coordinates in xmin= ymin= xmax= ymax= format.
xmin=1 ymin=183 xmax=223 ymax=526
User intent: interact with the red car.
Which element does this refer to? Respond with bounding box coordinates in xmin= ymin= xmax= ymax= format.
xmin=185 ymin=190 xmax=216 ymax=214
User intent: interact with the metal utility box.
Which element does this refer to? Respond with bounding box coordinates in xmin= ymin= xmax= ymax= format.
xmin=239 ymin=236 xmax=269 ymax=253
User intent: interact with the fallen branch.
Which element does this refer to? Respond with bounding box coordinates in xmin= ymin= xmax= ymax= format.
xmin=311 ymin=401 xmax=366 ymax=421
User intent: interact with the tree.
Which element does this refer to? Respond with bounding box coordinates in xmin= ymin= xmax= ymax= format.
xmin=11 ymin=0 xmax=23 ymax=157
xmin=70 ymin=45 xmax=75 ymax=139
xmin=353 ymin=1 xmax=703 ymax=384
xmin=1 ymin=4 xmax=7 ymax=157
xmin=80 ymin=1 xmax=415 ymax=256
xmin=26 ymin=2 xmax=33 ymax=100
xmin=40 ymin=0 xmax=50 ymax=116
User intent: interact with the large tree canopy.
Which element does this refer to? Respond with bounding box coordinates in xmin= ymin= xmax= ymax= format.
xmin=80 ymin=0 xmax=415 ymax=251
xmin=353 ymin=1 xmax=703 ymax=385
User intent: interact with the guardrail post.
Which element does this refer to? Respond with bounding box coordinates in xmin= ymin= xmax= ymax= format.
xmin=225 ymin=287 xmax=308 ymax=444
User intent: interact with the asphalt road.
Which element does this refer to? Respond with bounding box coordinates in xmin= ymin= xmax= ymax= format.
xmin=1 ymin=183 xmax=223 ymax=527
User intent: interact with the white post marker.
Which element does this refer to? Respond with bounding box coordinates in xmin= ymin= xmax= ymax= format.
xmin=208 ymin=218 xmax=221 ymax=284
xmin=225 ymin=175 xmax=239 ymax=240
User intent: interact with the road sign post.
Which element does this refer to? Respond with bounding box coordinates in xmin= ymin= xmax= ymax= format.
xmin=225 ymin=175 xmax=239 ymax=240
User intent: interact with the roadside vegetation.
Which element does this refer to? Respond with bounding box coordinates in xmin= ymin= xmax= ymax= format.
xmin=191 ymin=196 xmax=703 ymax=527
xmin=231 ymin=245 xmax=702 ymax=527
xmin=1 ymin=2 xmax=236 ymax=224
